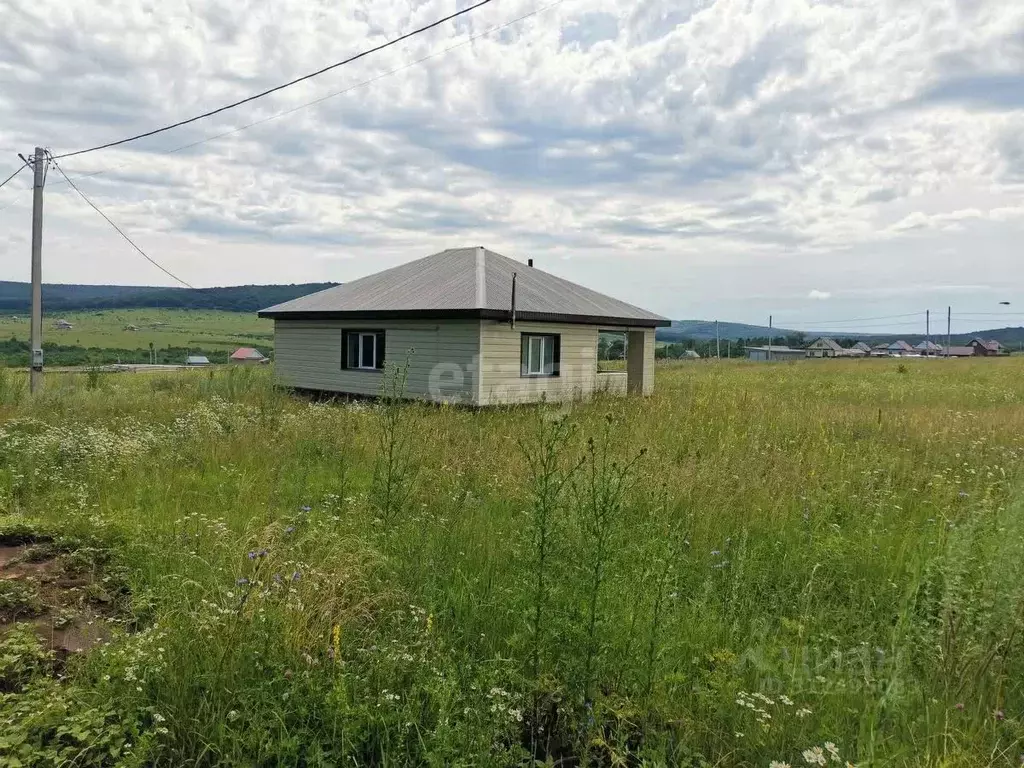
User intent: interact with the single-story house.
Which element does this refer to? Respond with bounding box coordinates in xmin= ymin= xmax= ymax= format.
xmin=852 ymin=341 xmax=872 ymax=353
xmin=887 ymin=340 xmax=915 ymax=356
xmin=870 ymin=343 xmax=890 ymax=357
xmin=942 ymin=346 xmax=975 ymax=357
xmin=258 ymin=247 xmax=670 ymax=405
xmin=806 ymin=337 xmax=844 ymax=358
xmin=185 ymin=355 xmax=211 ymax=366
xmin=54 ymin=319 xmax=73 ymax=330
xmin=914 ymin=340 xmax=943 ymax=355
xmin=230 ymin=347 xmax=267 ymax=365
xmin=970 ymin=338 xmax=1006 ymax=356
xmin=745 ymin=346 xmax=806 ymax=362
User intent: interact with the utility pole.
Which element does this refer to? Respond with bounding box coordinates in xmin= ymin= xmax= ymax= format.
xmin=946 ymin=306 xmax=951 ymax=358
xmin=926 ymin=309 xmax=930 ymax=357
xmin=29 ymin=148 xmax=47 ymax=394
xmin=716 ymin=320 xmax=721 ymax=359
xmin=727 ymin=339 xmax=732 ymax=359
xmin=768 ymin=315 xmax=773 ymax=361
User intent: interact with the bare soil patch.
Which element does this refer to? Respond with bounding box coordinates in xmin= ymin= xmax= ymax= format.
xmin=0 ymin=541 xmax=118 ymax=658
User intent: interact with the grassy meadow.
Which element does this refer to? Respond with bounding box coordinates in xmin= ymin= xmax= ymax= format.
xmin=0 ymin=358 xmax=1023 ymax=766
xmin=0 ymin=309 xmax=272 ymax=364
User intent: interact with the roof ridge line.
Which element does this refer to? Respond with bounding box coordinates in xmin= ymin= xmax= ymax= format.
xmin=475 ymin=246 xmax=487 ymax=309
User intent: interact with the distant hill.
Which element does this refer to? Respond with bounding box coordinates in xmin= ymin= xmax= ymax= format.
xmin=0 ymin=281 xmax=336 ymax=313
xmin=656 ymin=320 xmax=1024 ymax=347
xmin=657 ymin=320 xmax=801 ymax=342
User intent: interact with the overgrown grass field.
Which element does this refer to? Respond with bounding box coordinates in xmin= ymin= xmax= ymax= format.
xmin=0 ymin=309 xmax=272 ymax=356
xmin=1 ymin=359 xmax=1023 ymax=766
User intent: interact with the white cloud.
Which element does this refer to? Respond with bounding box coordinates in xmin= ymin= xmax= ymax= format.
xmin=0 ymin=0 xmax=1022 ymax=325
xmin=808 ymin=289 xmax=831 ymax=300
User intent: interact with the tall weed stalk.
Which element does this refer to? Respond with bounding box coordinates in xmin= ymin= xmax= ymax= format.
xmin=644 ymin=486 xmax=690 ymax=702
xmin=0 ymin=367 xmax=26 ymax=407
xmin=576 ymin=415 xmax=646 ymax=708
xmin=519 ymin=409 xmax=581 ymax=754
xmin=372 ymin=359 xmax=417 ymax=534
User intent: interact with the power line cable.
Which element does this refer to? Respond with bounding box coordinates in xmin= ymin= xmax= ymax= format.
xmin=4 ymin=0 xmax=560 ymax=213
xmin=0 ymin=161 xmax=29 ymax=192
xmin=773 ymin=311 xmax=924 ymax=326
xmin=48 ymin=154 xmax=195 ymax=288
xmin=952 ymin=312 xmax=1024 ymax=317
xmin=52 ymin=0 xmax=498 ymax=161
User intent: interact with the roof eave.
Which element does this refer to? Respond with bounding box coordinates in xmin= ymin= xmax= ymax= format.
xmin=258 ymin=307 xmax=670 ymax=327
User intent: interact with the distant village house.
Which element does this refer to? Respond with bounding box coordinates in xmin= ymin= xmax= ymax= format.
xmin=744 ymin=345 xmax=806 ymax=362
xmin=53 ymin=319 xmax=73 ymax=330
xmin=969 ymin=338 xmax=1006 ymax=356
xmin=746 ymin=335 xmax=1010 ymax=361
xmin=806 ymin=337 xmax=844 ymax=358
xmin=230 ymin=347 xmax=267 ymax=365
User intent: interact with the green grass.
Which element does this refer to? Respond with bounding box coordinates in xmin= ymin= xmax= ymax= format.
xmin=1 ymin=359 xmax=1023 ymax=766
xmin=0 ymin=308 xmax=272 ymax=355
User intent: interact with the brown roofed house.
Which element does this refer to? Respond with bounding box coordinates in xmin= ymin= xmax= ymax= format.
xmin=969 ymin=338 xmax=1007 ymax=356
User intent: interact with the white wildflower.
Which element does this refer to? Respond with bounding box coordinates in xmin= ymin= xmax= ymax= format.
xmin=803 ymin=746 xmax=827 ymax=766
xmin=824 ymin=742 xmax=840 ymax=762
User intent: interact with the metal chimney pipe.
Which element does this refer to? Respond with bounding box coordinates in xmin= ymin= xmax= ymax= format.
xmin=510 ymin=272 xmax=517 ymax=328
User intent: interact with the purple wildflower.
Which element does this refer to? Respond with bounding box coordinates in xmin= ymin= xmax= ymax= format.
xmin=996 ymin=709 xmax=1005 ymax=721
xmin=258 ymin=549 xmax=268 ymax=558
xmin=247 ymin=551 xmax=257 ymax=560
xmin=285 ymin=525 xmax=296 ymax=535
xmin=711 ymin=550 xmax=721 ymax=557
xmin=273 ymin=574 xmax=283 ymax=584
xmin=291 ymin=571 xmax=302 ymax=582
xmin=236 ymin=577 xmax=250 ymax=586
xmin=958 ymin=490 xmax=969 ymax=498
xmin=300 ymin=505 xmax=311 ymax=513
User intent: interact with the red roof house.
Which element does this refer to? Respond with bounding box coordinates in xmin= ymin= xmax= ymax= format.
xmin=230 ymin=347 xmax=268 ymax=365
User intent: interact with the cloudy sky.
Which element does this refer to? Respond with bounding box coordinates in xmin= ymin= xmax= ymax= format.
xmin=1 ymin=0 xmax=1023 ymax=332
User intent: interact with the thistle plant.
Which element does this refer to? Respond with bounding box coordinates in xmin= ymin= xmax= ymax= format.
xmin=372 ymin=356 xmax=417 ymax=534
xmin=576 ymin=414 xmax=647 ymax=708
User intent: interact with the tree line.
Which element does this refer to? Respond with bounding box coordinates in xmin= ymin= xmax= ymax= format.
xmin=0 ymin=282 xmax=337 ymax=314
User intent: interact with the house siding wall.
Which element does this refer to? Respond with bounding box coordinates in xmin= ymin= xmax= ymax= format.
xmin=479 ymin=320 xmax=600 ymax=405
xmin=274 ymin=318 xmax=657 ymax=405
xmin=478 ymin=322 xmax=654 ymax=405
xmin=272 ymin=319 xmax=479 ymax=402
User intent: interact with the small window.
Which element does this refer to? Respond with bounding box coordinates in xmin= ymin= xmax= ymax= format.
xmin=520 ymin=333 xmax=560 ymax=377
xmin=342 ymin=330 xmax=385 ymax=371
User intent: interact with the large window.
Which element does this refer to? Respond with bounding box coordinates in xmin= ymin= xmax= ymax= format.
xmin=520 ymin=333 xmax=560 ymax=377
xmin=342 ymin=330 xmax=385 ymax=371
xmin=597 ymin=330 xmax=627 ymax=372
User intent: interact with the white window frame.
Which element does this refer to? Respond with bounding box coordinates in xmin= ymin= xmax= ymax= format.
xmin=355 ymin=332 xmax=377 ymax=370
xmin=344 ymin=329 xmax=384 ymax=371
xmin=521 ymin=333 xmax=557 ymax=377
xmin=527 ymin=335 xmax=547 ymax=375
